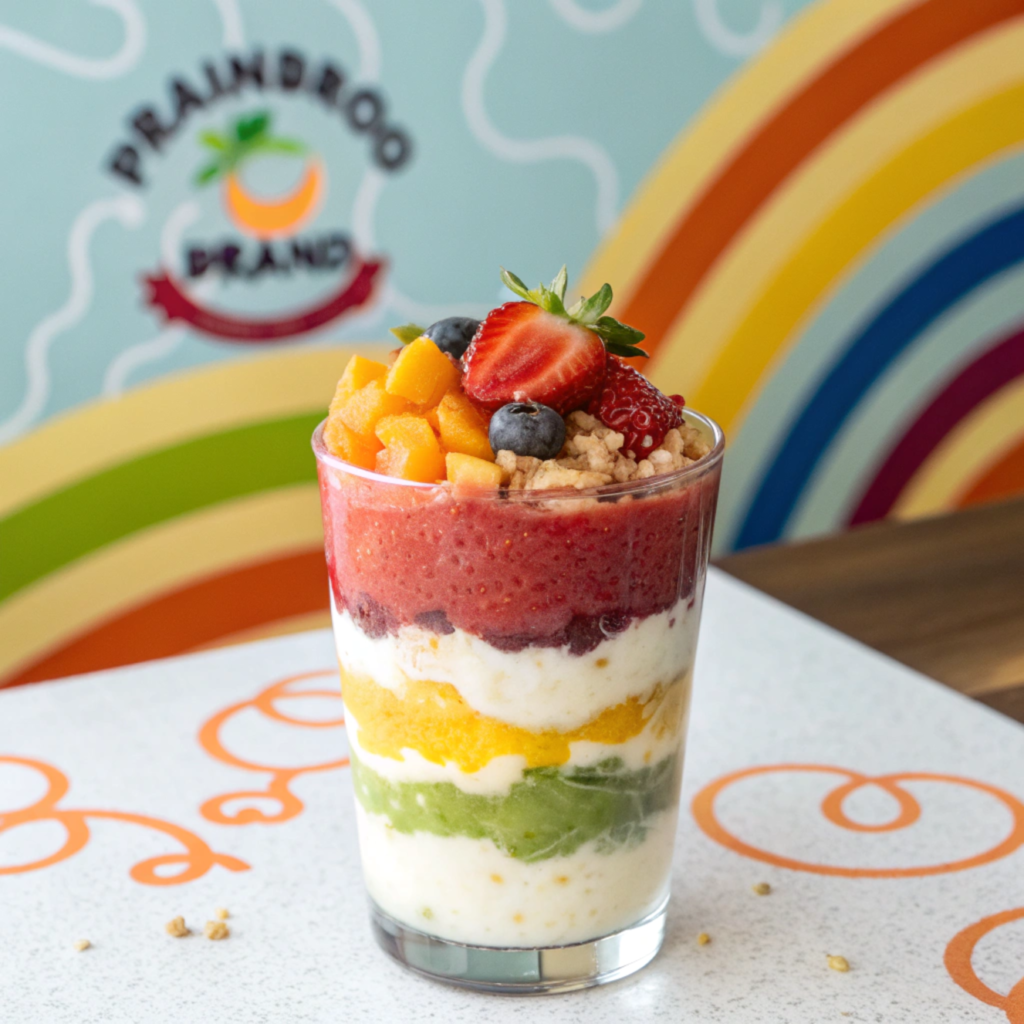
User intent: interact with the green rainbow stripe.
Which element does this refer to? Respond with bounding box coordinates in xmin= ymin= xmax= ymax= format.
xmin=351 ymin=753 xmax=680 ymax=862
xmin=0 ymin=412 xmax=322 ymax=603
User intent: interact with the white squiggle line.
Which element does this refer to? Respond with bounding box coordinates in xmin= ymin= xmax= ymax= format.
xmin=463 ymin=0 xmax=619 ymax=235
xmin=0 ymin=0 xmax=144 ymax=79
xmin=210 ymin=0 xmax=245 ymax=48
xmin=692 ymin=0 xmax=782 ymax=57
xmin=102 ymin=201 xmax=210 ymax=398
xmin=0 ymin=195 xmax=146 ymax=444
xmin=102 ymin=328 xmax=185 ymax=398
xmin=548 ymin=0 xmax=642 ymax=33
xmin=324 ymin=0 xmax=381 ymax=81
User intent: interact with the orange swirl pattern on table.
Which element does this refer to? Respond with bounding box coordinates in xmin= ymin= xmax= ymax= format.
xmin=945 ymin=907 xmax=1024 ymax=1023
xmin=691 ymin=763 xmax=1024 ymax=877
xmin=0 ymin=755 xmax=249 ymax=886
xmin=198 ymin=670 xmax=348 ymax=826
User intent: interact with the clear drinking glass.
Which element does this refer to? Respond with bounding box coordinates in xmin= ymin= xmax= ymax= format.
xmin=313 ymin=409 xmax=724 ymax=993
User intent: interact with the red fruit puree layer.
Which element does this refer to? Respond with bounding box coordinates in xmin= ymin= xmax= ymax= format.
xmin=318 ymin=465 xmax=720 ymax=655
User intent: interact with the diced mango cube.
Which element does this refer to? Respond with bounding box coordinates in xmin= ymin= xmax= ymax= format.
xmin=324 ymin=414 xmax=382 ymax=470
xmin=374 ymin=414 xmax=446 ymax=483
xmin=421 ymin=405 xmax=441 ymax=433
xmin=338 ymin=378 xmax=409 ymax=436
xmin=330 ymin=355 xmax=389 ymax=414
xmin=386 ymin=337 xmax=460 ymax=407
xmin=437 ymin=390 xmax=494 ymax=461
xmin=446 ymin=452 xmax=504 ymax=490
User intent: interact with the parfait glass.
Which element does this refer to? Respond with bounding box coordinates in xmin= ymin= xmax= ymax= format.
xmin=313 ymin=409 xmax=723 ymax=993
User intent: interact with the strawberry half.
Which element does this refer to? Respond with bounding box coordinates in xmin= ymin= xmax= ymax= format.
xmin=462 ymin=265 xmax=649 ymax=415
xmin=588 ymin=355 xmax=683 ymax=460
xmin=462 ymin=302 xmax=606 ymax=414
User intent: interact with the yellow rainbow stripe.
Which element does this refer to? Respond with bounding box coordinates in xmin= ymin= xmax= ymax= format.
xmin=0 ymin=345 xmax=384 ymax=519
xmin=651 ymin=22 xmax=1024 ymax=401
xmin=690 ymin=80 xmax=1024 ymax=435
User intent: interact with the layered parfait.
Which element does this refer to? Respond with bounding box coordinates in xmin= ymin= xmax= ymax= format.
xmin=314 ymin=267 xmax=722 ymax=952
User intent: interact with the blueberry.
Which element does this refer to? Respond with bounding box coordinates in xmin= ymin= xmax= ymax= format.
xmin=489 ymin=402 xmax=566 ymax=460
xmin=424 ymin=317 xmax=481 ymax=359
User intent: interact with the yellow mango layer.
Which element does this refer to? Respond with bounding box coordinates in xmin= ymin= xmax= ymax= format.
xmin=339 ymin=666 xmax=687 ymax=773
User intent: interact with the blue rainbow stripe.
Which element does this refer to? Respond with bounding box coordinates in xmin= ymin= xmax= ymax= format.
xmin=734 ymin=203 xmax=1024 ymax=549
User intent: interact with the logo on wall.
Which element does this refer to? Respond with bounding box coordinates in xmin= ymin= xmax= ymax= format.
xmin=106 ymin=49 xmax=413 ymax=342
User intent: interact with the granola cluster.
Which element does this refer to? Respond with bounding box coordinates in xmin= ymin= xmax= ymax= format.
xmin=496 ymin=411 xmax=712 ymax=491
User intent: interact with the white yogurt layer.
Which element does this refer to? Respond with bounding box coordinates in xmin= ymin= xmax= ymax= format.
xmin=356 ymin=804 xmax=678 ymax=947
xmin=332 ymin=595 xmax=699 ymax=732
xmin=345 ymin=678 xmax=692 ymax=794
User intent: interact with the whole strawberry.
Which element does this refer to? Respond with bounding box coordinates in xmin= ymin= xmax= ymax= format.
xmin=589 ymin=355 xmax=684 ymax=460
xmin=462 ymin=266 xmax=648 ymax=415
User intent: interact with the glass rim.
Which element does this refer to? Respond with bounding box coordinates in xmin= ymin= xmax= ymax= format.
xmin=311 ymin=406 xmax=724 ymax=500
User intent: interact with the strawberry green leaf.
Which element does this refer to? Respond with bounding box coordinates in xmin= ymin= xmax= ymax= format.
xmin=590 ymin=318 xmax=647 ymax=360
xmin=536 ymin=285 xmax=567 ymax=318
xmin=499 ymin=267 xmax=533 ymax=301
xmin=550 ymin=265 xmax=568 ymax=302
xmin=603 ymin=341 xmax=649 ymax=359
xmin=593 ymin=316 xmax=645 ymax=345
xmin=389 ymin=322 xmax=427 ymax=345
xmin=574 ymin=283 xmax=612 ymax=325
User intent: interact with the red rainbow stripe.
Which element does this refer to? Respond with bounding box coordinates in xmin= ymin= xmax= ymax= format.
xmin=623 ymin=0 xmax=1024 ymax=364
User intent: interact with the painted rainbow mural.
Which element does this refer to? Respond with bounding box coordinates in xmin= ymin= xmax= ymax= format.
xmin=581 ymin=0 xmax=1024 ymax=551
xmin=0 ymin=347 xmax=385 ymax=688
xmin=3 ymin=0 xmax=1024 ymax=689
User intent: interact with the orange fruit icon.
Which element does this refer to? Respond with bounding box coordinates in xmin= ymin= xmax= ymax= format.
xmin=195 ymin=110 xmax=326 ymax=239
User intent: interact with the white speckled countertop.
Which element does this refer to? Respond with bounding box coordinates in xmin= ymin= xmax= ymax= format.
xmin=2 ymin=569 xmax=1023 ymax=1023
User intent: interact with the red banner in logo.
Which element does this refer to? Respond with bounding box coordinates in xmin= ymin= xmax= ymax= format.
xmin=143 ymin=258 xmax=384 ymax=342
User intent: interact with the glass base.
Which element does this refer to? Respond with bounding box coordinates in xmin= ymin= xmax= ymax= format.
xmin=369 ymin=897 xmax=668 ymax=995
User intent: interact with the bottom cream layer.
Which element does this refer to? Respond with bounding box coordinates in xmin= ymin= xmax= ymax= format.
xmin=355 ymin=804 xmax=678 ymax=947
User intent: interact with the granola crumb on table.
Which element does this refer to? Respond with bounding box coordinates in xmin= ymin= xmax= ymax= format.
xmin=73 ymin=939 xmax=91 ymax=952
xmin=165 ymin=916 xmax=190 ymax=938
xmin=205 ymin=920 xmax=230 ymax=941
